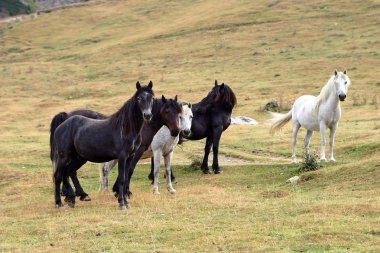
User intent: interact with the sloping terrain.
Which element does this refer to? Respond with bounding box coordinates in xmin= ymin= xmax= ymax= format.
xmin=0 ymin=0 xmax=379 ymax=252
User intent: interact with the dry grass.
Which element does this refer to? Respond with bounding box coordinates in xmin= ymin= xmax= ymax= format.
xmin=0 ymin=0 xmax=380 ymax=252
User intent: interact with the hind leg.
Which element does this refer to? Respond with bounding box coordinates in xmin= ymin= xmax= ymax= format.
xmin=291 ymin=122 xmax=301 ymax=163
xmin=53 ymin=159 xmax=67 ymax=208
xmin=304 ymin=130 xmax=313 ymax=156
xmin=70 ymin=170 xmax=91 ymax=201
xmin=201 ymin=137 xmax=212 ymax=174
xmin=62 ymin=173 xmax=76 ymax=207
xmin=164 ymin=152 xmax=176 ymax=194
xmin=319 ymin=122 xmax=327 ymax=162
xmin=100 ymin=159 xmax=117 ymax=192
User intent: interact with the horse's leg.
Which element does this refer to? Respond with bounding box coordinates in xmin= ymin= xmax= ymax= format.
xmin=148 ymin=156 xmax=154 ymax=183
xmin=62 ymin=173 xmax=76 ymax=208
xmin=152 ymin=150 xmax=162 ymax=195
xmin=53 ymin=160 xmax=64 ymax=208
xmin=319 ymin=122 xmax=327 ymax=162
xmin=211 ymin=127 xmax=223 ymax=174
xmin=291 ymin=122 xmax=301 ymax=163
xmin=328 ymin=123 xmax=338 ymax=162
xmin=201 ymin=136 xmax=212 ymax=174
xmin=125 ymin=147 xmax=145 ymax=198
xmin=304 ymin=130 xmax=313 ymax=156
xmin=117 ymin=156 xmax=128 ymax=210
xmin=164 ymin=152 xmax=176 ymax=194
xmin=99 ymin=159 xmax=117 ymax=192
xmin=69 ymin=170 xmax=91 ymax=201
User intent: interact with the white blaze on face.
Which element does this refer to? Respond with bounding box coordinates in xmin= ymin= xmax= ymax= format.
xmin=179 ymin=104 xmax=193 ymax=132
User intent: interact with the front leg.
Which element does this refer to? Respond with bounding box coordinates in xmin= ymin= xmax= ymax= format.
xmin=201 ymin=137 xmax=212 ymax=174
xmin=329 ymin=123 xmax=338 ymax=162
xmin=164 ymin=152 xmax=176 ymax=194
xmin=319 ymin=122 xmax=327 ymax=162
xmin=117 ymin=156 xmax=128 ymax=210
xmin=211 ymin=127 xmax=223 ymax=174
xmin=152 ymin=150 xmax=162 ymax=195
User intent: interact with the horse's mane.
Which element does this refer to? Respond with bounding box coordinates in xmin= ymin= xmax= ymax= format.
xmin=149 ymin=97 xmax=182 ymax=121
xmin=110 ymin=86 xmax=154 ymax=137
xmin=314 ymin=72 xmax=349 ymax=115
xmin=195 ymin=83 xmax=237 ymax=114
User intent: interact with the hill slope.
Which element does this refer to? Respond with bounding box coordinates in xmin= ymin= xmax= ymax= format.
xmin=0 ymin=0 xmax=379 ymax=252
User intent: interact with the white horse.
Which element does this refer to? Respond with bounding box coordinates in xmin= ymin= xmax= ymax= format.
xmin=99 ymin=102 xmax=193 ymax=194
xmin=270 ymin=70 xmax=351 ymax=163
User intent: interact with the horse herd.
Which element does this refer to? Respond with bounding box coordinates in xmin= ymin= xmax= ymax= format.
xmin=50 ymin=70 xmax=351 ymax=209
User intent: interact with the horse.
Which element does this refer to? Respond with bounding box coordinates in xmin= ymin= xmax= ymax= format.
xmin=55 ymin=95 xmax=183 ymax=202
xmin=153 ymin=80 xmax=237 ymax=180
xmin=50 ymin=109 xmax=107 ymax=201
xmin=51 ymin=81 xmax=154 ymax=209
xmin=270 ymin=70 xmax=351 ymax=163
xmin=98 ymin=102 xmax=193 ymax=195
xmin=111 ymin=96 xmax=183 ymax=198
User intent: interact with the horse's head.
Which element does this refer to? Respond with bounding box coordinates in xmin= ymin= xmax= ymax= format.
xmin=210 ymin=80 xmax=237 ymax=109
xmin=333 ymin=70 xmax=351 ymax=102
xmin=179 ymin=102 xmax=193 ymax=137
xmin=135 ymin=81 xmax=154 ymax=122
xmin=160 ymin=95 xmax=182 ymax=137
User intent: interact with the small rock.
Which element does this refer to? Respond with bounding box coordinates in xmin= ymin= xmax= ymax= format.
xmin=286 ymin=176 xmax=300 ymax=184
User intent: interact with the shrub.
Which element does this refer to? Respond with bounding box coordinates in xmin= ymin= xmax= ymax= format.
xmin=298 ymin=151 xmax=322 ymax=173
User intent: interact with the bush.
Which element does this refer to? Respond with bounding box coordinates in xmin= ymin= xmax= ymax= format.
xmin=298 ymin=151 xmax=321 ymax=173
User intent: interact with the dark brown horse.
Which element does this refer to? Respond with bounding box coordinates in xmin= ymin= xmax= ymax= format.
xmin=148 ymin=80 xmax=237 ymax=182
xmin=51 ymin=81 xmax=154 ymax=209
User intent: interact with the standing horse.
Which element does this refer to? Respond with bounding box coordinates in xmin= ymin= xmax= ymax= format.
xmin=99 ymin=102 xmax=192 ymax=195
xmin=50 ymin=109 xmax=107 ymax=201
xmin=270 ymin=70 xmax=351 ymax=163
xmin=160 ymin=80 xmax=237 ymax=177
xmin=51 ymin=81 xmax=154 ymax=209
xmin=111 ymin=96 xmax=183 ymax=197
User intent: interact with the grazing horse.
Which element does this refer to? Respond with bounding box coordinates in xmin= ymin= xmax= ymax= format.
xmin=111 ymin=96 xmax=183 ymax=197
xmin=99 ymin=102 xmax=193 ymax=195
xmin=50 ymin=109 xmax=107 ymax=201
xmin=161 ymin=80 xmax=237 ymax=178
xmin=270 ymin=70 xmax=351 ymax=163
xmin=51 ymin=81 xmax=154 ymax=209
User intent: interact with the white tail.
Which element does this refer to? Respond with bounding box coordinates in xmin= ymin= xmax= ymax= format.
xmin=269 ymin=110 xmax=292 ymax=135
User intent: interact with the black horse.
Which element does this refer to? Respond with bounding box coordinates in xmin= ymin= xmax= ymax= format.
xmin=111 ymin=95 xmax=182 ymax=197
xmin=51 ymin=81 xmax=154 ymax=209
xmin=50 ymin=109 xmax=107 ymax=201
xmin=149 ymin=80 xmax=237 ymax=180
xmin=50 ymin=95 xmax=182 ymax=203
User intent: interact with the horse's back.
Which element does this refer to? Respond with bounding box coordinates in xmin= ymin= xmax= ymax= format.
xmin=293 ymin=95 xmax=319 ymax=131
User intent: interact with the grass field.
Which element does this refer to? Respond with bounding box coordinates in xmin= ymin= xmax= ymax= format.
xmin=0 ymin=0 xmax=379 ymax=252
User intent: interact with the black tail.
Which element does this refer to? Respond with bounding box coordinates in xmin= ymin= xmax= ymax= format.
xmin=50 ymin=112 xmax=68 ymax=160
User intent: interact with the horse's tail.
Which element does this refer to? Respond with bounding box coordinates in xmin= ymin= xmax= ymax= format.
xmin=269 ymin=110 xmax=292 ymax=135
xmin=50 ymin=112 xmax=68 ymax=161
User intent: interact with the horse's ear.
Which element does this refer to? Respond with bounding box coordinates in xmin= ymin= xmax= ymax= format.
xmin=334 ymin=70 xmax=338 ymax=76
xmin=220 ymin=83 xmax=225 ymax=89
xmin=174 ymin=95 xmax=178 ymax=101
xmin=162 ymin=95 xmax=167 ymax=103
xmin=215 ymin=80 xmax=218 ymax=86
xmin=188 ymin=103 xmax=192 ymax=108
xmin=136 ymin=81 xmax=141 ymax=90
xmin=343 ymin=69 xmax=347 ymax=75
xmin=148 ymin=80 xmax=153 ymax=89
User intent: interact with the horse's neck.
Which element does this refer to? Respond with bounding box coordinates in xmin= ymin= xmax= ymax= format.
xmin=317 ymin=92 xmax=341 ymax=120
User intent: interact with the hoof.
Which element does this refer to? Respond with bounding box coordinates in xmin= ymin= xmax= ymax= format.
xmin=201 ymin=169 xmax=212 ymax=174
xmin=127 ymin=191 xmax=133 ymax=199
xmin=126 ymin=203 xmax=131 ymax=209
xmin=79 ymin=195 xmax=91 ymax=201
xmin=114 ymin=192 xmax=119 ymax=198
xmin=168 ymin=188 xmax=176 ymax=194
xmin=119 ymin=205 xmax=127 ymax=210
xmin=153 ymin=186 xmax=160 ymax=195
xmin=320 ymin=158 xmax=327 ymax=162
xmin=171 ymin=178 xmax=177 ymax=184
xmin=56 ymin=203 xmax=64 ymax=208
xmin=329 ymin=158 xmax=336 ymax=162
xmin=291 ymin=159 xmax=297 ymax=164
xmin=213 ymin=170 xmax=223 ymax=174
xmin=67 ymin=201 xmax=75 ymax=208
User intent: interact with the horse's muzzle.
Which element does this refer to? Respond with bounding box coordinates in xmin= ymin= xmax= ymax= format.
xmin=183 ymin=129 xmax=191 ymax=137
xmin=339 ymin=94 xmax=346 ymax=101
xmin=143 ymin=113 xmax=153 ymax=122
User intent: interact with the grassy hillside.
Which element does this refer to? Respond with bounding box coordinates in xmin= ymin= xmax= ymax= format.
xmin=0 ymin=0 xmax=379 ymax=252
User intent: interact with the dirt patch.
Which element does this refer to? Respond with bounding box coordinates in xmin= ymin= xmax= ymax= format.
xmin=261 ymin=190 xmax=289 ymax=199
xmin=0 ymin=169 xmax=24 ymax=189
